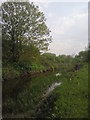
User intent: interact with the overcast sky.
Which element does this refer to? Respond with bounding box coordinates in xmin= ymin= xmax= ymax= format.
xmin=32 ymin=2 xmax=88 ymax=56
xmin=0 ymin=0 xmax=88 ymax=56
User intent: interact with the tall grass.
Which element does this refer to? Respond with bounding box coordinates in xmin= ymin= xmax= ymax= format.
xmin=51 ymin=64 xmax=88 ymax=118
xmin=3 ymin=64 xmax=88 ymax=118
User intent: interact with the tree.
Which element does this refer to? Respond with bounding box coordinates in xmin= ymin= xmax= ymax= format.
xmin=75 ymin=50 xmax=88 ymax=63
xmin=19 ymin=44 xmax=40 ymax=64
xmin=2 ymin=2 xmax=52 ymax=63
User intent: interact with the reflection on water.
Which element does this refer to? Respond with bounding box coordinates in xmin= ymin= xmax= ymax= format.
xmin=3 ymin=71 xmax=62 ymax=117
xmin=46 ymin=82 xmax=61 ymax=95
xmin=3 ymin=71 xmax=62 ymax=100
xmin=56 ymin=73 xmax=61 ymax=77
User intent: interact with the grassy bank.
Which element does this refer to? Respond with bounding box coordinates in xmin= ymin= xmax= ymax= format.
xmin=3 ymin=64 xmax=88 ymax=118
xmin=3 ymin=71 xmax=59 ymax=117
xmin=42 ymin=64 xmax=88 ymax=118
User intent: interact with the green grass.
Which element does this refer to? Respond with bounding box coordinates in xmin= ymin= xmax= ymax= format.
xmin=3 ymin=72 xmax=59 ymax=117
xmin=51 ymin=64 xmax=88 ymax=118
xmin=3 ymin=64 xmax=88 ymax=118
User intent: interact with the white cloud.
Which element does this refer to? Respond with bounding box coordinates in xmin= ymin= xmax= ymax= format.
xmin=30 ymin=0 xmax=88 ymax=3
xmin=49 ymin=38 xmax=87 ymax=56
xmin=29 ymin=0 xmax=88 ymax=3
xmin=52 ymin=13 xmax=87 ymax=36
xmin=49 ymin=12 xmax=88 ymax=55
xmin=48 ymin=13 xmax=53 ymax=18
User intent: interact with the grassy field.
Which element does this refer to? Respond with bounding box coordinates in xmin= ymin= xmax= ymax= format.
xmin=3 ymin=64 xmax=88 ymax=118
xmin=50 ymin=64 xmax=88 ymax=118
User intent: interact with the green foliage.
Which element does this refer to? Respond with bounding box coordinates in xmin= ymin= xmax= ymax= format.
xmin=2 ymin=2 xmax=51 ymax=63
xmin=51 ymin=64 xmax=88 ymax=118
xmin=3 ymin=73 xmax=58 ymax=116
xmin=75 ymin=50 xmax=88 ymax=63
xmin=3 ymin=64 xmax=88 ymax=118
xmin=17 ymin=61 xmax=31 ymax=73
xmin=2 ymin=66 xmax=20 ymax=80
xmin=19 ymin=44 xmax=40 ymax=63
xmin=3 ymin=97 xmax=16 ymax=113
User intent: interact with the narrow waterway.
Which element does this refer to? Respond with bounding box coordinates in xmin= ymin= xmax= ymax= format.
xmin=3 ymin=71 xmax=63 ymax=118
xmin=3 ymin=65 xmax=88 ymax=118
xmin=46 ymin=82 xmax=62 ymax=96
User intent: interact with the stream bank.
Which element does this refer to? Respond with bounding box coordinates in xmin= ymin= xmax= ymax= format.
xmin=2 ymin=64 xmax=88 ymax=118
xmin=35 ymin=82 xmax=62 ymax=119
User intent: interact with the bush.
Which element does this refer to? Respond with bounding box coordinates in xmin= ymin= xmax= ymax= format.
xmin=2 ymin=66 xmax=20 ymax=80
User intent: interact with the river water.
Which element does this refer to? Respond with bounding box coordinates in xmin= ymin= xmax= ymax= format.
xmin=46 ymin=82 xmax=62 ymax=96
xmin=3 ymin=71 xmax=62 ymax=118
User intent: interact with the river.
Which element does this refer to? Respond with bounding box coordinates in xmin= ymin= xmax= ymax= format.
xmin=3 ymin=71 xmax=63 ymax=118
